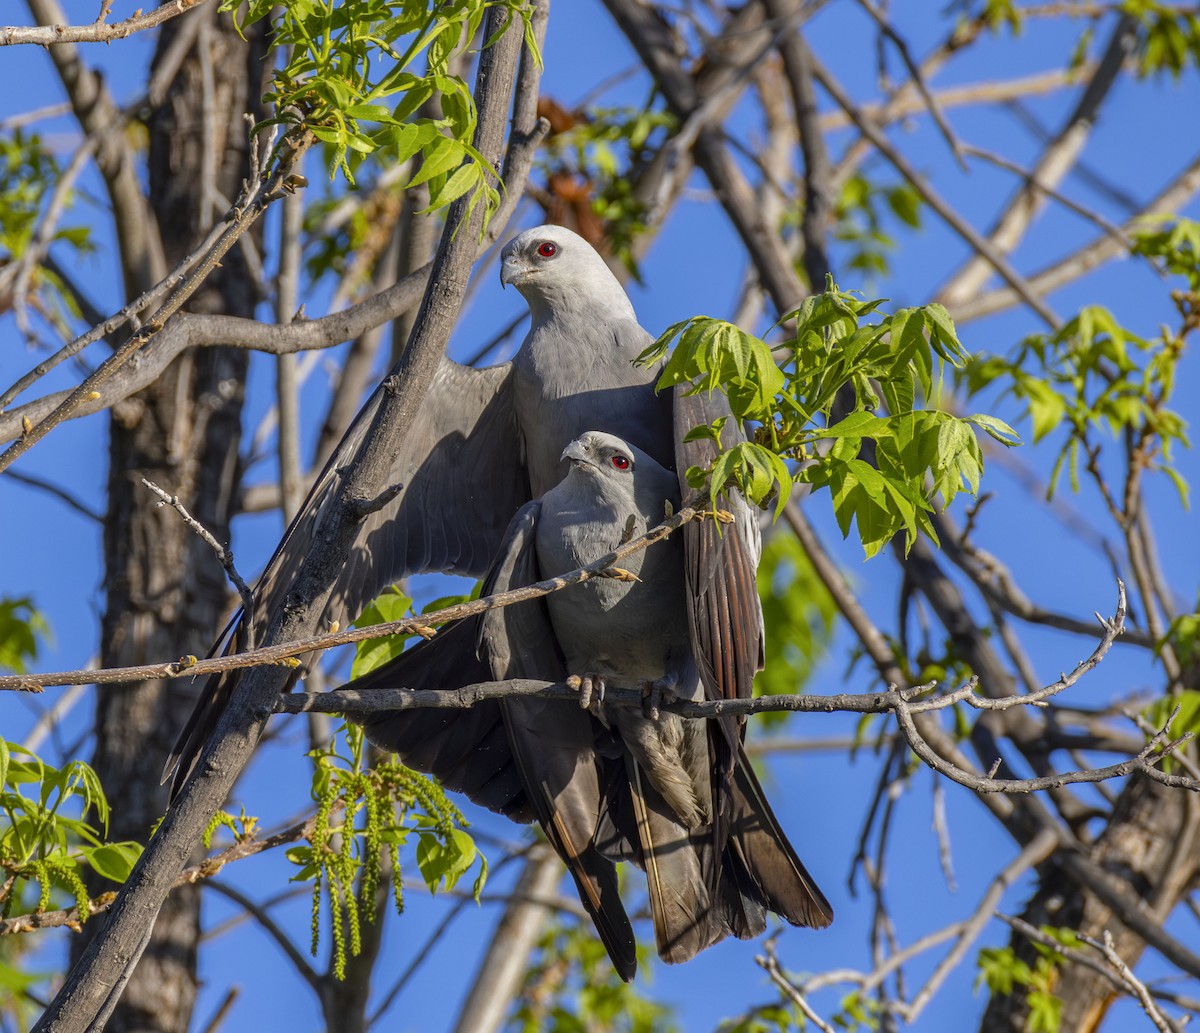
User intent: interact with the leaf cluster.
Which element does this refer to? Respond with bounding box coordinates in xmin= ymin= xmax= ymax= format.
xmin=540 ymin=102 xmax=677 ymax=277
xmin=828 ymin=171 xmax=924 ymax=283
xmin=0 ymin=598 xmax=48 ymax=676
xmin=977 ymin=929 xmax=1080 ymax=1033
xmin=1132 ymin=215 xmax=1200 ymax=291
xmin=1126 ymin=0 xmax=1200 ymax=78
xmin=288 ymin=723 xmax=486 ymax=980
xmin=222 ymin=0 xmax=535 ymax=221
xmin=0 ymin=741 xmax=142 ymax=924
xmin=962 ymin=303 xmax=1190 ymax=504
xmin=509 ymin=906 xmax=676 ymax=1033
xmin=0 ymin=133 xmax=92 ymax=332
xmin=640 ymin=280 xmax=1019 ymax=557
xmin=350 ymin=583 xmax=479 ymax=677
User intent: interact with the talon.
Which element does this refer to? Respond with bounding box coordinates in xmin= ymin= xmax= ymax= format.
xmin=640 ymin=679 xmax=661 ymax=721
xmin=568 ymin=673 xmax=606 ymax=714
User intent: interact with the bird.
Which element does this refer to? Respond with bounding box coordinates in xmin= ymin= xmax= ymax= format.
xmin=344 ymin=431 xmax=832 ymax=978
xmin=165 ymin=223 xmax=764 ymax=803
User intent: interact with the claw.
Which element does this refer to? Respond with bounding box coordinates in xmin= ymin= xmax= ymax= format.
xmin=638 ymin=676 xmax=679 ymax=721
xmin=568 ymin=673 xmax=606 ymax=713
xmin=639 ymin=679 xmax=661 ymax=721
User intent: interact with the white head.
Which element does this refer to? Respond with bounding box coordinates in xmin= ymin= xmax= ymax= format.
xmin=560 ymin=431 xmax=643 ymax=478
xmin=500 ymin=225 xmax=635 ymax=322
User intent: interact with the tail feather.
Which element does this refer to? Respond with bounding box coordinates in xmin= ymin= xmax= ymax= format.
xmin=626 ymin=757 xmax=729 ymax=965
xmin=728 ymin=747 xmax=833 ymax=929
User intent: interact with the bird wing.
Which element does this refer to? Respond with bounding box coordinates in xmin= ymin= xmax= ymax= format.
xmin=337 ymin=501 xmax=639 ymax=981
xmin=485 ymin=503 xmax=638 ymax=983
xmin=165 ymin=356 xmax=529 ymax=797
xmin=673 ymin=387 xmax=765 ymax=713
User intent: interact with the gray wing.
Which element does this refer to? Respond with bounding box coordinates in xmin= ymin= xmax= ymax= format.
xmin=485 ymin=505 xmax=639 ymax=983
xmin=258 ymin=356 xmax=529 ymax=632
xmin=165 ymin=357 xmax=529 ymax=797
xmin=339 ymin=501 xmax=639 ymax=982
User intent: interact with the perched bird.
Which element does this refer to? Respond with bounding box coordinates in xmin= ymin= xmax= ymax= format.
xmin=345 ymin=432 xmax=832 ymax=977
xmin=166 ymin=224 xmax=762 ymax=802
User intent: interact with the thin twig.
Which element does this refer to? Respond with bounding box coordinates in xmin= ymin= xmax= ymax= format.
xmin=757 ymin=936 xmax=837 ymax=1033
xmin=0 ymin=503 xmax=704 ymax=691
xmin=141 ymin=478 xmax=254 ymax=615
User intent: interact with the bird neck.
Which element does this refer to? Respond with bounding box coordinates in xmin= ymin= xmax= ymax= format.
xmin=522 ymin=281 xmax=638 ymax=326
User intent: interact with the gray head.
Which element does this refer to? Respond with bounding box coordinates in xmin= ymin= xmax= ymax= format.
xmin=558 ymin=431 xmax=678 ymax=509
xmin=500 ymin=225 xmax=635 ymax=322
xmin=561 ymin=431 xmax=644 ymax=477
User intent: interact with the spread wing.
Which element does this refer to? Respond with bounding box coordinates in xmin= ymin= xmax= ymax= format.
xmin=165 ymin=356 xmax=529 ymax=798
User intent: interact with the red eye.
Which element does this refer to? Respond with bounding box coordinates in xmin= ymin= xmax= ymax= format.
xmin=537 ymin=241 xmax=557 ymax=258
xmin=610 ymin=454 xmax=630 ymax=470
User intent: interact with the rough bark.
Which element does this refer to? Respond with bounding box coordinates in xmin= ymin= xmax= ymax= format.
xmin=67 ymin=10 xmax=268 ymax=1032
xmin=979 ymin=774 xmax=1200 ymax=1032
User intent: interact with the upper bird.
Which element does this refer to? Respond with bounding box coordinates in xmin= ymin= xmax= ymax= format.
xmin=345 ymin=431 xmax=832 ymax=977
xmin=166 ymin=225 xmax=763 ymax=816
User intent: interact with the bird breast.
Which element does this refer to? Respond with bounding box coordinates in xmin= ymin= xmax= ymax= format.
xmin=536 ymin=499 xmax=688 ymax=687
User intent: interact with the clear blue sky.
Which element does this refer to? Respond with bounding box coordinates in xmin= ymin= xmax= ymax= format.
xmin=2 ymin=2 xmax=1198 ymax=1030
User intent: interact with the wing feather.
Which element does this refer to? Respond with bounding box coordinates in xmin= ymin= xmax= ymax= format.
xmin=165 ymin=357 xmax=528 ymax=798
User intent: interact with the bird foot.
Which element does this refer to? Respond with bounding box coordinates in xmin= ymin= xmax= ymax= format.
xmin=567 ymin=673 xmax=606 ymax=714
xmin=638 ymin=677 xmax=679 ymax=721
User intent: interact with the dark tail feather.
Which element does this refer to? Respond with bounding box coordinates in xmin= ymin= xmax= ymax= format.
xmin=727 ymin=747 xmax=833 ymax=929
xmin=502 ymin=699 xmax=638 ymax=982
xmin=626 ymin=757 xmax=730 ymax=965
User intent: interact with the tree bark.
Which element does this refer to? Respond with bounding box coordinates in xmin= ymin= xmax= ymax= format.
xmin=979 ymin=774 xmax=1200 ymax=1032
xmin=68 ymin=10 xmax=268 ymax=1032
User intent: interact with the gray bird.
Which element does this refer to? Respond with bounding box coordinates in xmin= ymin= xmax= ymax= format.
xmin=166 ymin=224 xmax=764 ymax=801
xmin=345 ymin=431 xmax=831 ymax=978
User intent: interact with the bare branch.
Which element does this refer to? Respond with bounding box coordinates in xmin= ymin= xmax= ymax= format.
xmin=1 ymin=0 xmax=212 ymax=46
xmin=757 ymin=937 xmax=837 ymax=1033
xmin=0 ymin=503 xmax=704 ymax=691
xmin=937 ymin=15 xmax=1138 ymax=311
xmin=806 ymin=45 xmax=1061 ymax=328
xmin=954 ymin=152 xmax=1200 ymax=323
xmin=141 ymin=478 xmax=254 ymax=615
xmin=0 ymin=130 xmax=313 ymax=474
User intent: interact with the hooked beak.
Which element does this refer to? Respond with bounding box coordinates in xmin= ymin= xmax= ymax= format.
xmin=560 ymin=439 xmax=589 ymax=465
xmin=500 ymin=252 xmax=528 ymax=289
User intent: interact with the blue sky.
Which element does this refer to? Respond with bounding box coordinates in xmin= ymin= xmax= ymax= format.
xmin=2 ymin=2 xmax=1199 ymax=1030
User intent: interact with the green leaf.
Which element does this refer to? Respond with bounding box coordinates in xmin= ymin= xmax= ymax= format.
xmin=82 ymin=842 xmax=142 ymax=883
xmin=351 ymin=587 xmax=414 ymax=679
xmin=966 ymin=413 xmax=1022 ymax=447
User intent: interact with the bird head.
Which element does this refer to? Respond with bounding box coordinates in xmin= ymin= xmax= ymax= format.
xmin=560 ymin=431 xmax=639 ymax=479
xmin=499 ymin=225 xmax=635 ymax=321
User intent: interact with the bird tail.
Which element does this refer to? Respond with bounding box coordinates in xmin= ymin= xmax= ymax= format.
xmin=623 ymin=741 xmax=832 ymax=966
xmin=725 ymin=746 xmax=833 ymax=930
xmin=626 ymin=757 xmax=731 ymax=964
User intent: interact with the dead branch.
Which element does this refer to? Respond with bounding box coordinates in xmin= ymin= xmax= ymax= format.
xmin=1 ymin=0 xmax=212 ymax=46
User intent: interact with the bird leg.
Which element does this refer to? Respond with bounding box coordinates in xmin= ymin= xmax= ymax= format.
xmin=567 ymin=673 xmax=606 ymax=715
xmin=638 ymin=674 xmax=680 ymax=722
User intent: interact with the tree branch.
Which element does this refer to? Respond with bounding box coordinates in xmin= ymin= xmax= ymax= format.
xmin=30 ymin=18 xmax=527 ymax=1029
xmin=1 ymin=0 xmax=212 ymax=46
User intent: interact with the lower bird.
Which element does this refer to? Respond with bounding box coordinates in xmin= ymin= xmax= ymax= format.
xmin=341 ymin=431 xmax=832 ymax=979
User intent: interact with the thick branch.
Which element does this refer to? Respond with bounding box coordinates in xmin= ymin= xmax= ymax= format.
xmin=31 ymin=13 xmax=525 ymax=1031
